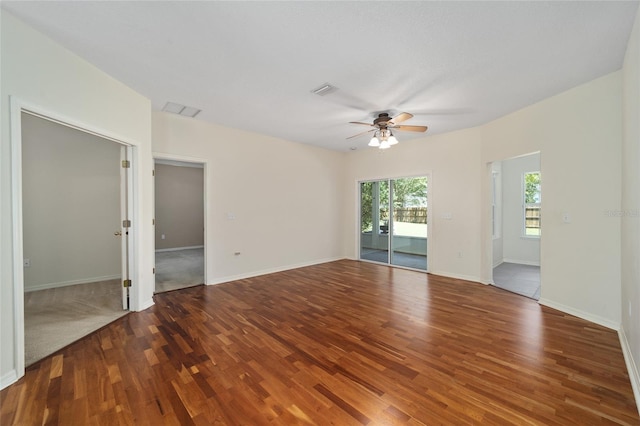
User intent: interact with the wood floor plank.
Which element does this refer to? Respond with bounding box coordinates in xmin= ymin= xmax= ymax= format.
xmin=1 ymin=260 xmax=638 ymax=425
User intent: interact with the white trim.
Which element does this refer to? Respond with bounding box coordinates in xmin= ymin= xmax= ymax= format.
xmin=24 ymin=275 xmax=121 ymax=293
xmin=429 ymin=270 xmax=484 ymax=284
xmin=619 ymin=327 xmax=640 ymax=415
xmin=8 ymin=96 xmax=141 ymax=389
xmin=139 ymin=298 xmax=155 ymax=311
xmin=0 ymin=370 xmax=19 ymax=391
xmin=538 ymin=298 xmax=620 ymax=330
xmin=10 ymin=97 xmax=26 ymax=385
xmin=208 ymin=257 xmax=343 ymax=285
xmin=155 ymin=245 xmax=204 ymax=253
xmin=502 ymin=258 xmax=540 ymax=267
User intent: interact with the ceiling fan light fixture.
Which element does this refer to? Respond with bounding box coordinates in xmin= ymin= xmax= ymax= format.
xmin=379 ymin=140 xmax=391 ymax=149
xmin=388 ymin=132 xmax=398 ymax=145
xmin=368 ymin=136 xmax=380 ymax=147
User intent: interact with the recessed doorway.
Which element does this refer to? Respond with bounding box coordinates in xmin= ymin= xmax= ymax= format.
xmin=154 ymin=159 xmax=206 ymax=293
xmin=490 ymin=153 xmax=541 ymax=299
xmin=20 ymin=112 xmax=130 ymax=366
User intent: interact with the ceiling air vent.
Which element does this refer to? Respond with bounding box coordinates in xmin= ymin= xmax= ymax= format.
xmin=162 ymin=102 xmax=201 ymax=118
xmin=310 ymin=83 xmax=338 ymax=96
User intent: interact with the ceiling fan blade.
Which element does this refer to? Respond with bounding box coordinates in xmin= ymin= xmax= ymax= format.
xmin=393 ymin=125 xmax=428 ymax=132
xmin=346 ymin=129 xmax=375 ymax=140
xmin=390 ymin=112 xmax=413 ymax=124
xmin=349 ymin=121 xmax=375 ymax=127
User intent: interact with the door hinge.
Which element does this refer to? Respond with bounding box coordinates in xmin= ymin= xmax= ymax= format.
xmin=153 ymin=267 xmax=155 ymax=274
xmin=123 ymin=279 xmax=132 ymax=288
xmin=152 ymin=218 xmax=155 ymax=225
xmin=122 ymin=219 xmax=131 ymax=228
xmin=122 ymin=160 xmax=131 ymax=168
xmin=152 ymin=169 xmax=155 ymax=177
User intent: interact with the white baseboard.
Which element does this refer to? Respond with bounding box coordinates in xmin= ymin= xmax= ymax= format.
xmin=208 ymin=257 xmax=344 ymax=286
xmin=155 ymin=245 xmax=204 ymax=253
xmin=538 ymin=298 xmax=620 ymax=330
xmin=24 ymin=274 xmax=121 ymax=293
xmin=619 ymin=327 xmax=640 ymax=415
xmin=429 ymin=270 xmax=483 ymax=284
xmin=493 ymin=259 xmax=504 ymax=268
xmin=138 ymin=298 xmax=155 ymax=311
xmin=502 ymin=258 xmax=540 ymax=266
xmin=0 ymin=369 xmax=19 ymax=391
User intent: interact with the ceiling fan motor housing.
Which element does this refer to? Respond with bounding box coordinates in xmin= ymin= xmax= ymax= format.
xmin=373 ymin=113 xmax=392 ymax=128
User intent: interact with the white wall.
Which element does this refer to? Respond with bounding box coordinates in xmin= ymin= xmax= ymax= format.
xmin=152 ymin=111 xmax=345 ymax=283
xmin=343 ymin=127 xmax=484 ymax=282
xmin=621 ymin=5 xmax=640 ymax=408
xmin=22 ymin=113 xmax=121 ymax=291
xmin=482 ymin=72 xmax=622 ymax=329
xmin=501 ymin=153 xmax=540 ymax=266
xmin=1 ymin=12 xmax=153 ymax=389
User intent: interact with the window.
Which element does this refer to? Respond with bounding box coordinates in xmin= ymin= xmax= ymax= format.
xmin=523 ymin=171 xmax=541 ymax=236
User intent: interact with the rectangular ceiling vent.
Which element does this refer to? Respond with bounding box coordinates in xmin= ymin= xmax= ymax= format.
xmin=310 ymin=83 xmax=338 ymax=96
xmin=162 ymin=102 xmax=201 ymax=118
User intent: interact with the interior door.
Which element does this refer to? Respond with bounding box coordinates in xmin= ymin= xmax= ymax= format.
xmin=120 ymin=146 xmax=131 ymax=310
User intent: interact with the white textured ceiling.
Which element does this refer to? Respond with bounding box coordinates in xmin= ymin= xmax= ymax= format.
xmin=2 ymin=1 xmax=638 ymax=151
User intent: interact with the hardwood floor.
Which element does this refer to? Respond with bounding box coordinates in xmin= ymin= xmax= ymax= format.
xmin=1 ymin=260 xmax=638 ymax=425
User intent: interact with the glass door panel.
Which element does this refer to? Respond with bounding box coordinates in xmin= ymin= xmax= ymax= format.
xmin=360 ymin=180 xmax=389 ymax=264
xmin=390 ymin=177 xmax=428 ymax=270
xmin=360 ymin=177 xmax=428 ymax=271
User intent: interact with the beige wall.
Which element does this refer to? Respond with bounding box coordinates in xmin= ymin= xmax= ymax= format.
xmin=22 ymin=113 xmax=121 ymax=291
xmin=1 ymin=12 xmax=153 ymax=387
xmin=482 ymin=72 xmax=622 ymax=329
xmin=152 ymin=112 xmax=346 ymax=283
xmin=343 ymin=126 xmax=484 ymax=282
xmin=155 ymin=163 xmax=204 ymax=250
xmin=621 ymin=5 xmax=640 ymax=406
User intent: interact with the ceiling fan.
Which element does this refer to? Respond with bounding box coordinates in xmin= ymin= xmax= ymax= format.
xmin=347 ymin=112 xmax=428 ymax=149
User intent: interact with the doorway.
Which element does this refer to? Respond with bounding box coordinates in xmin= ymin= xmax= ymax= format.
xmin=154 ymin=159 xmax=206 ymax=293
xmin=490 ymin=153 xmax=541 ymax=299
xmin=359 ymin=176 xmax=429 ymax=271
xmin=20 ymin=111 xmax=131 ymax=366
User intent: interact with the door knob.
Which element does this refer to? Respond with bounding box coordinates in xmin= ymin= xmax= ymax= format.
xmin=114 ymin=231 xmax=122 ymax=236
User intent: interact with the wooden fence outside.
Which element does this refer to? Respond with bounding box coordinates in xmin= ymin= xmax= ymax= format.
xmin=393 ymin=207 xmax=428 ymax=224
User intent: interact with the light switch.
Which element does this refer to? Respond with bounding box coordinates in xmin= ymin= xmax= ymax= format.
xmin=562 ymin=212 xmax=571 ymax=223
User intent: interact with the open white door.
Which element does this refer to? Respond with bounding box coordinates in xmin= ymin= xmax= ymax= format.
xmin=120 ymin=146 xmax=131 ymax=310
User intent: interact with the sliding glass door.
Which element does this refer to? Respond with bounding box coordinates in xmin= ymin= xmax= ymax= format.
xmin=360 ymin=176 xmax=428 ymax=271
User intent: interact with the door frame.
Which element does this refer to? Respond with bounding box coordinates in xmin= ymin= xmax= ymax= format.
xmin=356 ymin=173 xmax=432 ymax=272
xmin=487 ymin=152 xmax=542 ymax=293
xmin=9 ymin=96 xmax=137 ymax=380
xmin=152 ymin=152 xmax=209 ymax=288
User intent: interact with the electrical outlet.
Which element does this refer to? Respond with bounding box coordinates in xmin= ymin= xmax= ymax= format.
xmin=161 ymin=234 xmax=166 ymax=240
xmin=23 ymin=258 xmax=31 ymax=267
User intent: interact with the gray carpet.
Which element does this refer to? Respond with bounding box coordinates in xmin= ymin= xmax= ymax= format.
xmin=155 ymin=248 xmax=205 ymax=293
xmin=24 ymin=279 xmax=128 ymax=366
xmin=493 ymin=262 xmax=541 ymax=300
